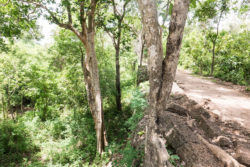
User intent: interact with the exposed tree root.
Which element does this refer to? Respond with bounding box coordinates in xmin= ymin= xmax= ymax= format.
xmin=131 ymin=93 xmax=250 ymax=167
xmin=197 ymin=134 xmax=245 ymax=167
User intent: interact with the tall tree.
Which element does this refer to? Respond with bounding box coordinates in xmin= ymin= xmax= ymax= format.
xmin=195 ymin=0 xmax=229 ymax=75
xmin=137 ymin=0 xmax=190 ymax=166
xmin=104 ymin=0 xmax=131 ymax=112
xmin=10 ymin=0 xmax=108 ymax=154
xmin=210 ymin=0 xmax=229 ymax=75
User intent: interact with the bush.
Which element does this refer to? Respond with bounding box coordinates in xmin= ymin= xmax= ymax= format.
xmin=110 ymin=88 xmax=147 ymax=166
xmin=180 ymin=28 xmax=250 ymax=85
xmin=0 ymin=119 xmax=37 ymax=165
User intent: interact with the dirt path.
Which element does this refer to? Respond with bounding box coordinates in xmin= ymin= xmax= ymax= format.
xmin=174 ymin=70 xmax=250 ymax=130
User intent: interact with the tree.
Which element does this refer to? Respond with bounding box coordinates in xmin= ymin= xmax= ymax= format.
xmin=137 ymin=0 xmax=190 ymax=166
xmin=0 ymin=0 xmax=37 ymax=51
xmin=9 ymin=0 xmax=108 ymax=154
xmin=195 ymin=0 xmax=229 ymax=75
xmin=101 ymin=0 xmax=131 ymax=112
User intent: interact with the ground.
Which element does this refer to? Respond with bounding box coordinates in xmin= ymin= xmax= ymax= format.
xmin=131 ymin=71 xmax=250 ymax=166
xmin=174 ymin=69 xmax=250 ymax=130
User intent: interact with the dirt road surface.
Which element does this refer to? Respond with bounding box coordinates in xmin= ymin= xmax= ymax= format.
xmin=173 ymin=70 xmax=250 ymax=130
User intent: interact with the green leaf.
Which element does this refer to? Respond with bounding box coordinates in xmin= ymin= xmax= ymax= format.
xmin=137 ymin=131 xmax=145 ymax=136
xmin=190 ymin=0 xmax=197 ymax=8
xmin=169 ymin=3 xmax=173 ymax=15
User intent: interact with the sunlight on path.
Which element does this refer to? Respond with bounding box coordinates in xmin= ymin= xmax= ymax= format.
xmin=174 ymin=70 xmax=250 ymax=130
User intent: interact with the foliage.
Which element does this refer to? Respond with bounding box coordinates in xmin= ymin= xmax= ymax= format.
xmin=180 ymin=27 xmax=250 ymax=85
xmin=214 ymin=30 xmax=250 ymax=85
xmin=0 ymin=42 xmax=63 ymax=121
xmin=113 ymin=141 xmax=144 ymax=167
xmin=0 ymin=119 xmax=37 ymax=166
xmin=0 ymin=0 xmax=38 ymax=51
xmin=0 ymin=0 xmax=249 ymax=166
xmin=125 ymin=89 xmax=147 ymax=131
xmin=110 ymin=88 xmax=147 ymax=167
xmin=167 ymin=148 xmax=182 ymax=167
xmin=21 ymin=109 xmax=97 ymax=166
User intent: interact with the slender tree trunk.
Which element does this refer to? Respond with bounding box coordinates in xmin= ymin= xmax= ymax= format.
xmin=110 ymin=0 xmax=130 ymax=112
xmin=137 ymin=0 xmax=190 ymax=166
xmin=211 ymin=41 xmax=216 ymax=75
xmin=139 ymin=33 xmax=145 ymax=66
xmin=21 ymin=92 xmax=23 ymax=113
xmin=81 ymin=44 xmax=108 ymax=152
xmin=82 ymin=32 xmax=107 ymax=154
xmin=115 ymin=45 xmax=122 ymax=112
xmin=114 ymin=21 xmax=122 ymax=112
xmin=1 ymin=95 xmax=5 ymax=119
xmin=6 ymin=81 xmax=14 ymax=120
xmin=210 ymin=11 xmax=223 ymax=76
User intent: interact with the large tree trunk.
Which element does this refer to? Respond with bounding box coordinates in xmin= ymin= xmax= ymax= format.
xmin=137 ymin=0 xmax=190 ymax=166
xmin=82 ymin=32 xmax=107 ymax=154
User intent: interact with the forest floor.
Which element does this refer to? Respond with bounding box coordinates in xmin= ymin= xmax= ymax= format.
xmin=174 ymin=69 xmax=250 ymax=130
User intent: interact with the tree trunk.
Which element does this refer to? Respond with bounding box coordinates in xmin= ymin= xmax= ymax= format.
xmin=115 ymin=45 xmax=122 ymax=112
xmin=139 ymin=33 xmax=145 ymax=67
xmin=211 ymin=41 xmax=216 ymax=75
xmin=137 ymin=0 xmax=190 ymax=166
xmin=1 ymin=95 xmax=5 ymax=119
xmin=21 ymin=93 xmax=23 ymax=113
xmin=210 ymin=11 xmax=222 ymax=76
xmin=114 ymin=21 xmax=122 ymax=112
xmin=82 ymin=32 xmax=108 ymax=154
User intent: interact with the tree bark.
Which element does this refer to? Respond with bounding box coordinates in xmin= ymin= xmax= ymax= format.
xmin=137 ymin=0 xmax=190 ymax=166
xmin=81 ymin=32 xmax=108 ymax=154
xmin=139 ymin=33 xmax=145 ymax=67
xmin=110 ymin=0 xmax=130 ymax=112
xmin=211 ymin=41 xmax=216 ymax=75
xmin=115 ymin=44 xmax=122 ymax=112
xmin=210 ymin=10 xmax=223 ymax=75
xmin=78 ymin=0 xmax=108 ymax=154
xmin=1 ymin=95 xmax=5 ymax=119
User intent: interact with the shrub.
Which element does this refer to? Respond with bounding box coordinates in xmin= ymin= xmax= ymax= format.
xmin=0 ymin=119 xmax=37 ymax=165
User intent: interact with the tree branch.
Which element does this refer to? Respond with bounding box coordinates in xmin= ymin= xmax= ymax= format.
xmin=79 ymin=1 xmax=87 ymax=38
xmin=88 ymin=0 xmax=97 ymax=32
xmin=19 ymin=0 xmax=85 ymax=45
xmin=19 ymin=0 xmax=68 ymax=28
xmin=121 ymin=0 xmax=130 ymax=21
xmin=66 ymin=1 xmax=72 ymax=24
xmin=111 ymin=0 xmax=119 ymax=16
xmin=162 ymin=0 xmax=171 ymax=27
xmin=0 ymin=0 xmax=10 ymax=7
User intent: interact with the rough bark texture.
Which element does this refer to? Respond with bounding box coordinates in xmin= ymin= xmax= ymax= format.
xmin=82 ymin=32 xmax=107 ymax=153
xmin=137 ymin=0 xmax=190 ymax=166
xmin=131 ymin=92 xmax=249 ymax=167
xmin=137 ymin=32 xmax=146 ymax=86
xmin=137 ymin=65 xmax=148 ymax=85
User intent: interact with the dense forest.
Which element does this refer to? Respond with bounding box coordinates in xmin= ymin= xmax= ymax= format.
xmin=0 ymin=0 xmax=249 ymax=167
